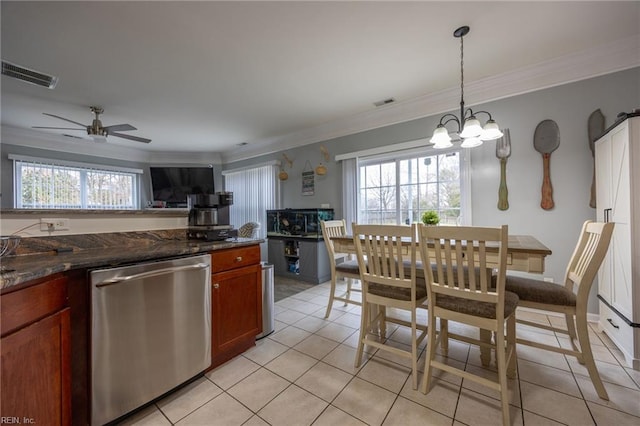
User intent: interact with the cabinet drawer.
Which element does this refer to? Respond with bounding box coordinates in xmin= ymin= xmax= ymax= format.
xmin=211 ymin=245 xmax=261 ymax=274
xmin=1 ymin=274 xmax=68 ymax=336
xmin=599 ymin=301 xmax=633 ymax=357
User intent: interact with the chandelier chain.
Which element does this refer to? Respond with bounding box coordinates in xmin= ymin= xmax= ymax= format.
xmin=460 ymin=33 xmax=464 ymax=106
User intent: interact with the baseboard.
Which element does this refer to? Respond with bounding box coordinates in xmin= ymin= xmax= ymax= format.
xmin=517 ymin=306 xmax=600 ymax=325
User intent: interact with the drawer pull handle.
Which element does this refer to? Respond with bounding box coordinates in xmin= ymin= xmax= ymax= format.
xmin=213 ymin=283 xmax=219 ymax=289
xmin=236 ymin=256 xmax=243 ymax=262
xmin=607 ymin=318 xmax=620 ymax=329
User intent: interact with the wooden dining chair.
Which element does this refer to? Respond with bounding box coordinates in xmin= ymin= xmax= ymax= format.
xmin=418 ymin=224 xmax=517 ymax=426
xmin=505 ymin=220 xmax=614 ymax=400
xmin=321 ymin=220 xmax=361 ymax=318
xmin=352 ymin=223 xmax=428 ymax=389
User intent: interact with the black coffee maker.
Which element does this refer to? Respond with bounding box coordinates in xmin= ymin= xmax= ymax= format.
xmin=187 ymin=192 xmax=237 ymax=241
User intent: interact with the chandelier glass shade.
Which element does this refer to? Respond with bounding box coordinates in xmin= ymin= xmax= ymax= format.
xmin=430 ymin=26 xmax=503 ymax=149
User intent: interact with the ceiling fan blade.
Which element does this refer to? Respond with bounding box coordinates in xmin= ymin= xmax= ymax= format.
xmin=42 ymin=112 xmax=87 ymax=127
xmin=104 ymin=123 xmax=136 ymax=132
xmin=33 ymin=126 xmax=84 ymax=130
xmin=110 ymin=132 xmax=151 ymax=143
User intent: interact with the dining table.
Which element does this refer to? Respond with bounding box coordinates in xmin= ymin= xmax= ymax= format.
xmin=330 ymin=234 xmax=552 ymax=274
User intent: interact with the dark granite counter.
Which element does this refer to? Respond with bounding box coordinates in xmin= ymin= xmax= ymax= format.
xmin=0 ymin=234 xmax=263 ymax=290
xmin=1 ymin=208 xmax=188 ymax=216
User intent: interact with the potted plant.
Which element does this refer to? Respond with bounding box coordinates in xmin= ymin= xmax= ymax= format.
xmin=421 ymin=210 xmax=440 ymax=226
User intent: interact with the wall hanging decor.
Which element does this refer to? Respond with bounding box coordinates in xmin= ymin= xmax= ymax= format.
xmin=302 ymin=160 xmax=315 ymax=196
xmin=279 ymin=153 xmax=293 ymax=181
xmin=315 ymin=145 xmax=330 ymax=176
xmin=533 ymin=119 xmax=560 ymax=210
xmin=496 ymin=129 xmax=511 ymax=210
xmin=587 ymin=109 xmax=605 ymax=208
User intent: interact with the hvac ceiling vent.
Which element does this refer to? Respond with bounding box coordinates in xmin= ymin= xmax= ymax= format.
xmin=373 ymin=98 xmax=395 ymax=107
xmin=1 ymin=60 xmax=58 ymax=89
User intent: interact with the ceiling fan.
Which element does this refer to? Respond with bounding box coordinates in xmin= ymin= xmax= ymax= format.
xmin=33 ymin=106 xmax=151 ymax=143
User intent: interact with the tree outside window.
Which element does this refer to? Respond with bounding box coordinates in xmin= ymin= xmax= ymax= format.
xmin=358 ymin=152 xmax=461 ymax=225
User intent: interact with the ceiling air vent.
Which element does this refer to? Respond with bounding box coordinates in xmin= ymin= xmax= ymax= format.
xmin=373 ymin=98 xmax=395 ymax=107
xmin=1 ymin=60 xmax=58 ymax=89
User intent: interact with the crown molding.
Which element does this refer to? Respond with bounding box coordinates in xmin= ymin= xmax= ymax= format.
xmin=1 ymin=126 xmax=222 ymax=165
xmin=221 ymin=35 xmax=640 ymax=164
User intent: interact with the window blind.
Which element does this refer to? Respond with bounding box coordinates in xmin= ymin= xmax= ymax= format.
xmin=223 ymin=163 xmax=280 ymax=238
xmin=10 ymin=155 xmax=141 ymax=209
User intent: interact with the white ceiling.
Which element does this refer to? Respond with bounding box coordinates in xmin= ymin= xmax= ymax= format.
xmin=2 ymin=1 xmax=639 ymax=163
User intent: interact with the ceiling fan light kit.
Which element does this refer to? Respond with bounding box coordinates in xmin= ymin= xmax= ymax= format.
xmin=430 ymin=26 xmax=503 ymax=149
xmin=33 ymin=106 xmax=151 ymax=143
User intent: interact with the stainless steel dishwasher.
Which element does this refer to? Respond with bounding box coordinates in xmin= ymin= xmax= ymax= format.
xmin=90 ymin=254 xmax=211 ymax=425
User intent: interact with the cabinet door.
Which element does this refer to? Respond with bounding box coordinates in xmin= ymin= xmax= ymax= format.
xmin=298 ymin=240 xmax=318 ymax=283
xmin=268 ymin=239 xmax=288 ymax=275
xmin=211 ymin=264 xmax=262 ymax=366
xmin=609 ymin=122 xmax=633 ymax=320
xmin=595 ymin=134 xmax=613 ymax=302
xmin=1 ymin=308 xmax=71 ymax=426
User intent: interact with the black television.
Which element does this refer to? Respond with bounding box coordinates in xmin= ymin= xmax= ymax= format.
xmin=149 ymin=166 xmax=215 ymax=207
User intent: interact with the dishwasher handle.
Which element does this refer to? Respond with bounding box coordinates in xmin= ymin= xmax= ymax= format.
xmin=95 ymin=263 xmax=210 ymax=288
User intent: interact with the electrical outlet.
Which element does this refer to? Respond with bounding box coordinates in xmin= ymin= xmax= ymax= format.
xmin=40 ymin=218 xmax=70 ymax=231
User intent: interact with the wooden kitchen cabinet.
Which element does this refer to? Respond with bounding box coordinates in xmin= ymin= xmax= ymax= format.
xmin=1 ymin=274 xmax=71 ymax=426
xmin=210 ymin=245 xmax=263 ymax=368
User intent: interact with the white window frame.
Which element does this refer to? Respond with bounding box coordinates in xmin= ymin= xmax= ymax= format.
xmin=10 ymin=154 xmax=142 ymax=210
xmin=340 ymin=142 xmax=471 ymax=226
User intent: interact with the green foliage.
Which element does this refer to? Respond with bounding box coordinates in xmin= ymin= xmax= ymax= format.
xmin=421 ymin=210 xmax=440 ymax=225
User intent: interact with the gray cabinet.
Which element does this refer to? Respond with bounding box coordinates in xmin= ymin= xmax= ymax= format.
xmin=268 ymin=238 xmax=331 ymax=284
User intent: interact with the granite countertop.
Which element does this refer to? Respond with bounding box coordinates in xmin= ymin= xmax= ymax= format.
xmin=0 ymin=237 xmax=263 ymax=290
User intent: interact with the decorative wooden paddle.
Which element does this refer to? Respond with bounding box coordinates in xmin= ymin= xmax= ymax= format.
xmin=534 ymin=120 xmax=560 ymax=210
xmin=588 ymin=109 xmax=605 ymax=208
xmin=496 ymin=129 xmax=511 ymax=210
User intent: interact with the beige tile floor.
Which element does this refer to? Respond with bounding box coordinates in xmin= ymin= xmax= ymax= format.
xmin=119 ymin=281 xmax=640 ymax=426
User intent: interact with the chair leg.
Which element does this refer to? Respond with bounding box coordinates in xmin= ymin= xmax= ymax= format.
xmin=480 ymin=329 xmax=492 ymax=367
xmin=325 ymin=274 xmax=337 ymax=318
xmin=565 ymin=313 xmax=582 ymax=363
xmin=411 ymin=309 xmax=418 ymax=389
xmin=344 ymin=277 xmax=352 ymax=306
xmin=507 ymin=315 xmax=517 ymax=379
xmin=380 ymin=306 xmax=387 ymax=338
xmin=421 ymin=312 xmax=437 ymax=394
xmin=576 ymin=313 xmax=609 ymax=400
xmin=354 ymin=300 xmax=369 ymax=368
xmin=495 ymin=324 xmax=511 ymax=426
xmin=440 ymin=318 xmax=449 ymax=356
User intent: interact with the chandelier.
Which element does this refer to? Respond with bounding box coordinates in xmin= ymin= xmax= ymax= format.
xmin=430 ymin=26 xmax=503 ymax=149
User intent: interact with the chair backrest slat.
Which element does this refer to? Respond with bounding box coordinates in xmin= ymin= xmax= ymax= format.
xmin=564 ymin=221 xmax=615 ymax=297
xmin=321 ymin=220 xmax=347 ymax=258
xmin=418 ymin=224 xmax=508 ymax=318
xmin=352 ymin=223 xmax=416 ymax=289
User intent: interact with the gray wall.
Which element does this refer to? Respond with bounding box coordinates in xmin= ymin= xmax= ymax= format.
xmin=223 ymin=67 xmax=640 ymax=313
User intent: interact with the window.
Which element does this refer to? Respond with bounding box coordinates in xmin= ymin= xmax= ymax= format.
xmin=222 ymin=162 xmax=280 ymax=238
xmin=11 ymin=155 xmax=141 ymax=209
xmin=357 ymin=147 xmax=468 ymax=225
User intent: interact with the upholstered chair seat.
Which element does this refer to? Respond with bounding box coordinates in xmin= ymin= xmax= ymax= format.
xmin=506 ymin=276 xmax=576 ymax=306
